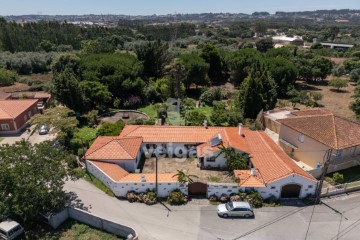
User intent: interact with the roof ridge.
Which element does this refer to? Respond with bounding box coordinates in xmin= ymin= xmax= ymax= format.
xmin=85 ymin=137 xmax=115 ymax=157
xmin=114 ymin=139 xmax=134 ymax=159
xmin=332 ymin=114 xmax=339 ymax=149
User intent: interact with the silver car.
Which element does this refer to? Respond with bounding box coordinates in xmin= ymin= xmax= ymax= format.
xmin=217 ymin=201 xmax=254 ymax=218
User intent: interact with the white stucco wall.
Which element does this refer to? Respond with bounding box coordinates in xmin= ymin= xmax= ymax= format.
xmin=86 ymin=160 xmax=187 ymax=198
xmin=204 ymin=152 xmax=227 ymax=168
xmin=207 ymin=174 xmax=317 ymax=199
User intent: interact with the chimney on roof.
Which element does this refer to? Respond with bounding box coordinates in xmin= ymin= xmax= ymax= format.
xmin=203 ymin=120 xmax=208 ymax=129
xmin=239 ymin=123 xmax=244 ymax=137
xmin=141 ymin=175 xmax=146 ymax=182
xmin=250 ymin=168 xmax=256 ymax=176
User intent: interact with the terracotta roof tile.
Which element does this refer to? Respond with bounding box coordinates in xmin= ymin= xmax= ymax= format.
xmin=120 ymin=125 xmax=224 ymax=143
xmin=90 ymin=161 xmax=129 ymax=181
xmin=0 ymin=99 xmax=38 ymax=119
xmin=278 ymin=113 xmax=360 ymax=149
xmin=245 ymin=130 xmax=316 ymax=184
xmin=234 ymin=170 xmax=266 ymax=187
xmin=85 ymin=136 xmax=142 ymax=161
xmin=197 ymin=128 xmax=250 ymax=157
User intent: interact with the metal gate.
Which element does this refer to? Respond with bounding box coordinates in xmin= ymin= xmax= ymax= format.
xmin=188 ymin=182 xmax=207 ymax=196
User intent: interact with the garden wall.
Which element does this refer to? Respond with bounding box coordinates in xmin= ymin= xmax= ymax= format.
xmin=87 ymin=160 xmax=188 ymax=198
xmin=47 ymin=207 xmax=138 ymax=240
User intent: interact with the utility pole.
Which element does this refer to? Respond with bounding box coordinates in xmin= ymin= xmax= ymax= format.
xmin=315 ymin=149 xmax=332 ymax=204
xmin=155 ymin=155 xmax=158 ymax=198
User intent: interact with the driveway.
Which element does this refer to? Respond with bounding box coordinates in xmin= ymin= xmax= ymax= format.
xmin=64 ymin=179 xmax=360 ymax=240
xmin=0 ymin=125 xmax=56 ymax=145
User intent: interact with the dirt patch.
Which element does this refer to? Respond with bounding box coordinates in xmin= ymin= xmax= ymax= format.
xmin=100 ymin=111 xmax=149 ymax=123
xmin=0 ymin=82 xmax=30 ymax=92
xmin=142 ymin=157 xmax=234 ymax=183
xmin=295 ymin=79 xmax=356 ymax=120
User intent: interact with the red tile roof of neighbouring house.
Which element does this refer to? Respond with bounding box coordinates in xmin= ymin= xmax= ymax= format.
xmin=244 ymin=130 xmax=316 ymax=184
xmin=85 ymin=136 xmax=143 ymax=161
xmin=89 ymin=161 xmax=177 ymax=183
xmin=0 ymin=99 xmax=38 ymax=119
xmin=120 ymin=125 xmax=225 ymax=143
xmin=278 ymin=113 xmax=360 ymax=150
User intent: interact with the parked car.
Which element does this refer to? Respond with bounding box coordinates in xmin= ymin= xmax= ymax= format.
xmin=217 ymin=201 xmax=254 ymax=218
xmin=0 ymin=219 xmax=24 ymax=240
xmin=38 ymin=125 xmax=48 ymax=135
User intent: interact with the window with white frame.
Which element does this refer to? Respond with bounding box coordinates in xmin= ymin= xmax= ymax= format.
xmin=28 ymin=111 xmax=32 ymax=118
xmin=206 ymin=156 xmax=216 ymax=162
xmin=1 ymin=124 xmax=10 ymax=130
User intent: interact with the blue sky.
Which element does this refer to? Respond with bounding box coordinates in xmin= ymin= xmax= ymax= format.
xmin=0 ymin=0 xmax=359 ymax=15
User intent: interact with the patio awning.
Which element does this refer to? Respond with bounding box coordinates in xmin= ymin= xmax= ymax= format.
xmin=280 ymin=139 xmax=298 ymax=150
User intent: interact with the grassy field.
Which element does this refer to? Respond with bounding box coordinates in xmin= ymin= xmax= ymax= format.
xmin=137 ymin=104 xmax=157 ymax=119
xmin=295 ymin=78 xmax=357 ymax=120
xmin=73 ymin=127 xmax=98 ymax=143
xmin=25 ymin=220 xmax=121 ymax=240
xmin=0 ymin=137 xmax=3 ymax=142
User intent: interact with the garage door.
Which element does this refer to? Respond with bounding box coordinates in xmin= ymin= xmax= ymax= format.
xmin=281 ymin=184 xmax=301 ymax=198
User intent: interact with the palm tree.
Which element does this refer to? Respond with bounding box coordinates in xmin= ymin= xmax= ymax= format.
xmin=173 ymin=170 xmax=199 ymax=184
xmin=217 ymin=144 xmax=250 ymax=171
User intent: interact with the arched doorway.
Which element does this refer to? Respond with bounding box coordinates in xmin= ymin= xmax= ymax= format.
xmin=281 ymin=184 xmax=301 ymax=198
xmin=188 ymin=182 xmax=207 ymax=196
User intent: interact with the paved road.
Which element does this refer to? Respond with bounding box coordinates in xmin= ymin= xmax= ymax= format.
xmin=64 ymin=179 xmax=360 ymax=240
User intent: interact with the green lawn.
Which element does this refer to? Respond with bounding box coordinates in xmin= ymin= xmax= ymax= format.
xmin=137 ymin=104 xmax=157 ymax=119
xmin=73 ymin=127 xmax=98 ymax=143
xmin=0 ymin=137 xmax=3 ymax=142
xmin=327 ymin=165 xmax=360 ymax=183
xmin=25 ymin=220 xmax=121 ymax=240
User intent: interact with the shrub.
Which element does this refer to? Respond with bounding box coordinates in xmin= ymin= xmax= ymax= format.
xmin=332 ymin=172 xmax=344 ymax=185
xmin=97 ymin=120 xmax=125 ymax=136
xmin=219 ymin=193 xmax=229 ymax=203
xmin=230 ymin=195 xmax=240 ymax=202
xmin=246 ymin=191 xmax=263 ymax=208
xmin=208 ymin=194 xmax=218 ymax=202
xmin=199 ymin=87 xmax=226 ymax=106
xmin=168 ymin=189 xmax=188 ymax=205
xmin=126 ymin=191 xmax=138 ymax=203
xmin=0 ymin=69 xmax=18 ymax=86
xmin=325 ymin=176 xmax=336 ymax=185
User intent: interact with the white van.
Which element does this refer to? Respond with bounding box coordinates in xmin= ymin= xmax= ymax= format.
xmin=0 ymin=220 xmax=24 ymax=240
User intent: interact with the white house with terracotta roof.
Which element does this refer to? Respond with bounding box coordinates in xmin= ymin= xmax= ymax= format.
xmin=84 ymin=136 xmax=143 ymax=172
xmin=265 ymin=108 xmax=360 ymax=178
xmin=84 ymin=125 xmax=317 ymax=199
xmin=0 ymin=99 xmax=39 ymax=134
xmin=86 ymin=160 xmax=188 ymax=197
